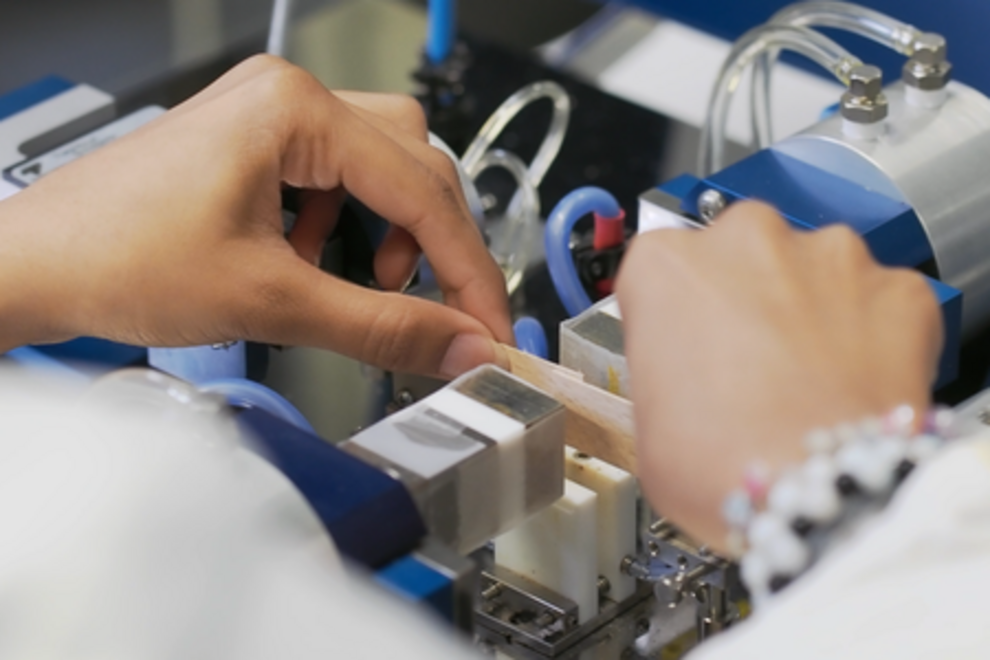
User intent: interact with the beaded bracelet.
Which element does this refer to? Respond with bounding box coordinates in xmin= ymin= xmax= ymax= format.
xmin=721 ymin=404 xmax=954 ymax=604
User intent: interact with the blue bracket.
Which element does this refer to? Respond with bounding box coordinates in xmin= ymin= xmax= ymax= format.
xmin=376 ymin=554 xmax=454 ymax=620
xmin=236 ymin=407 xmax=427 ymax=569
xmin=685 ymin=150 xmax=934 ymax=269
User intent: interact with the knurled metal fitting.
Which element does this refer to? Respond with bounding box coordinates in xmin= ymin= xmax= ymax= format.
xmin=841 ymin=65 xmax=889 ymax=124
xmin=902 ymin=32 xmax=952 ymax=90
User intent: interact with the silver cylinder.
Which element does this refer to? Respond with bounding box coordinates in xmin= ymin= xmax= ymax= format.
xmin=774 ymin=80 xmax=990 ymax=338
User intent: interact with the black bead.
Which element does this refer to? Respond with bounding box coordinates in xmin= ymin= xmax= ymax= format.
xmin=791 ymin=517 xmax=815 ymax=537
xmin=836 ymin=474 xmax=859 ymax=496
xmin=769 ymin=574 xmax=793 ymax=593
xmin=894 ymin=459 xmax=916 ymax=485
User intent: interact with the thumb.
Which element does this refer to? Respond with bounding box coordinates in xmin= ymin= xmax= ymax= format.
xmin=245 ymin=258 xmax=509 ymax=379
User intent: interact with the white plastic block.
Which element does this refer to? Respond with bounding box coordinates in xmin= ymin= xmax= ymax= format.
xmin=638 ymin=195 xmax=696 ymax=233
xmin=565 ymin=446 xmax=638 ymax=602
xmin=560 ymin=295 xmax=630 ymax=397
xmin=495 ymin=480 xmax=599 ymax=623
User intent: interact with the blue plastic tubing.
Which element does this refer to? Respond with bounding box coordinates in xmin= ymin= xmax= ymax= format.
xmin=198 ymin=378 xmax=317 ymax=435
xmin=426 ymin=0 xmax=456 ymax=64
xmin=545 ymin=186 xmax=623 ymax=317
xmin=513 ymin=317 xmax=549 ymax=360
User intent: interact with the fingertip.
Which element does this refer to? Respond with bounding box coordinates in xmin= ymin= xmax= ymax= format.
xmin=438 ymin=333 xmax=508 ymax=380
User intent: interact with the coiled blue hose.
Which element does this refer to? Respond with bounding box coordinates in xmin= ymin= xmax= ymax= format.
xmin=545 ymin=186 xmax=622 ymax=317
xmin=513 ymin=317 xmax=548 ymax=360
xmin=198 ymin=378 xmax=316 ymax=435
xmin=426 ymin=0 xmax=456 ymax=64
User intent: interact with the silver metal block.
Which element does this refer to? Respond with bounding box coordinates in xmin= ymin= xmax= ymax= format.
xmin=342 ymin=365 xmax=565 ymax=554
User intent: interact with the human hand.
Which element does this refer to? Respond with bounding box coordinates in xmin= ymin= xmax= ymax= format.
xmin=616 ymin=202 xmax=943 ymax=550
xmin=0 ymin=56 xmax=511 ymax=378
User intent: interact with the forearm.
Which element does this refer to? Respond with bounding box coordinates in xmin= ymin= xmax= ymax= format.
xmin=0 ymin=195 xmax=76 ymax=352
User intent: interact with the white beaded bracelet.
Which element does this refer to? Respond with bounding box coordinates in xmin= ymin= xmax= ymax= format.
xmin=721 ymin=404 xmax=953 ymax=604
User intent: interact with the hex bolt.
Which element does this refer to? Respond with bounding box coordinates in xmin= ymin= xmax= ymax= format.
xmin=903 ymin=32 xmax=952 ymax=90
xmin=849 ymin=65 xmax=883 ymax=98
xmin=913 ymin=33 xmax=947 ymax=66
xmin=697 ymin=189 xmax=727 ymax=223
xmin=841 ymin=65 xmax=889 ymax=124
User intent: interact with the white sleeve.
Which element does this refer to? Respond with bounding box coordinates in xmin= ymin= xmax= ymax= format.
xmin=690 ymin=434 xmax=990 ymax=660
xmin=0 ymin=371 xmax=479 ymax=660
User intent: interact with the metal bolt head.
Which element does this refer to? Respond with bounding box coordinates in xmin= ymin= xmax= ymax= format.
xmin=841 ymin=66 xmax=888 ymax=124
xmin=697 ymin=189 xmax=726 ymax=223
xmin=848 ymin=65 xmax=883 ymax=99
xmin=913 ymin=33 xmax=947 ymax=65
xmin=395 ymin=389 xmax=415 ymax=408
xmin=841 ymin=91 xmax=889 ymax=123
xmin=903 ymin=34 xmax=952 ymax=91
xmin=902 ymin=59 xmax=952 ymax=90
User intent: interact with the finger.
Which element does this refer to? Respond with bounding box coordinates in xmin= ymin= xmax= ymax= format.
xmin=342 ymin=101 xmax=476 ymax=228
xmin=708 ymin=200 xmax=793 ymax=237
xmin=375 ymin=226 xmax=421 ymax=291
xmin=274 ymin=81 xmax=512 ymax=344
xmin=244 ymin=256 xmax=509 ymax=378
xmin=168 ymin=55 xmax=292 ymax=118
xmin=287 ymin=189 xmax=346 ymax=266
xmin=335 ymin=91 xmax=429 ymax=141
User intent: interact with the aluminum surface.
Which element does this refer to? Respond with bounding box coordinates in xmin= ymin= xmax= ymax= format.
xmin=775 ymin=80 xmax=990 ymax=337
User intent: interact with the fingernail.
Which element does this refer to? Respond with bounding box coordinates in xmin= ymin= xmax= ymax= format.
xmin=439 ymin=334 xmax=508 ymax=380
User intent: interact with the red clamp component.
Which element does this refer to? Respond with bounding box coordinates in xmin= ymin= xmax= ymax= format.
xmin=593 ymin=209 xmax=627 ymax=251
xmin=592 ymin=209 xmax=627 ymax=295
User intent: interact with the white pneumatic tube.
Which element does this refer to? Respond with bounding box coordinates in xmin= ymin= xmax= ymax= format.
xmin=465 ymin=149 xmax=540 ymax=295
xmin=461 ymin=81 xmax=571 ymax=195
xmin=699 ymin=24 xmax=861 ymax=176
xmin=752 ymin=2 xmax=921 ymax=148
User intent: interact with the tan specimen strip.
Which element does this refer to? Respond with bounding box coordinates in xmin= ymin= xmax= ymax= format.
xmin=505 ymin=346 xmax=638 ymax=475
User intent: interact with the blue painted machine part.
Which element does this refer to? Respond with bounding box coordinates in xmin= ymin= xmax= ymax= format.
xmin=4 ymin=338 xmax=146 ymax=379
xmin=199 ymin=378 xmax=315 ymax=435
xmin=426 ymin=0 xmax=457 ymax=64
xmin=0 ymin=75 xmax=74 ymax=121
xmin=236 ymin=407 xmax=428 ymax=570
xmin=685 ymin=149 xmax=933 ymax=270
xmin=148 ymin=343 xmax=247 ymax=384
xmin=653 ymin=149 xmax=962 ymax=387
xmin=375 ymin=555 xmax=455 ymax=622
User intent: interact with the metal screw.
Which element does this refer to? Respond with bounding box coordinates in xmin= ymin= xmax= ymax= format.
xmin=697 ymin=189 xmax=726 ymax=223
xmin=841 ymin=65 xmax=889 ymax=124
xmin=395 ymin=389 xmax=415 ymax=408
xmin=597 ymin=576 xmax=611 ymax=596
xmin=903 ymin=33 xmax=952 ymax=90
xmin=481 ymin=583 xmax=503 ymax=601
